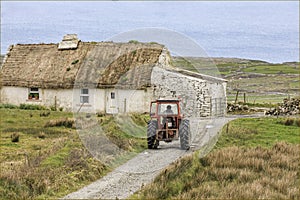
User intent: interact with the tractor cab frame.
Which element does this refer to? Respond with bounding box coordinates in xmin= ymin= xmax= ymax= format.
xmin=147 ymin=99 xmax=190 ymax=150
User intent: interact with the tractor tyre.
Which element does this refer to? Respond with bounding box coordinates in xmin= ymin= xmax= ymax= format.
xmin=179 ymin=119 xmax=190 ymax=150
xmin=147 ymin=120 xmax=158 ymax=149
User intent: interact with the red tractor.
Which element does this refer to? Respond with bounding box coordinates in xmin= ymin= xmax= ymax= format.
xmin=147 ymin=99 xmax=190 ymax=150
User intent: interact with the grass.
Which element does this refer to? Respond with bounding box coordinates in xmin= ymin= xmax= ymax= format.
xmin=227 ymin=93 xmax=295 ymax=104
xmin=215 ymin=117 xmax=300 ymax=148
xmin=243 ymin=64 xmax=299 ymax=74
xmin=172 ymin=57 xmax=299 ymax=105
xmin=0 ymin=108 xmax=148 ymax=199
xmin=98 ymin=113 xmax=148 ymax=151
xmin=134 ymin=116 xmax=300 ymax=199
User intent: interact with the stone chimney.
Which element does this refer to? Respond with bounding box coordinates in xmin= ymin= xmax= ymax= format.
xmin=58 ymin=34 xmax=79 ymax=50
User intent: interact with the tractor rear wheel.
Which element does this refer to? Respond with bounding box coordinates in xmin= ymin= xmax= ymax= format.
xmin=179 ymin=119 xmax=190 ymax=150
xmin=147 ymin=120 xmax=158 ymax=149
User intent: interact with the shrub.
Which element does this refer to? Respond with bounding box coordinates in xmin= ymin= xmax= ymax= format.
xmin=40 ymin=111 xmax=50 ymax=117
xmin=295 ymin=119 xmax=300 ymax=127
xmin=50 ymin=106 xmax=57 ymax=111
xmin=71 ymin=59 xmax=79 ymax=65
xmin=284 ymin=118 xmax=294 ymax=126
xmin=44 ymin=118 xmax=75 ymax=128
xmin=38 ymin=132 xmax=46 ymax=139
xmin=0 ymin=103 xmax=18 ymax=109
xmin=11 ymin=132 xmax=20 ymax=142
xmin=128 ymin=40 xmax=139 ymax=44
xmin=20 ymin=104 xmax=47 ymax=110
xmin=149 ymin=41 xmax=159 ymax=45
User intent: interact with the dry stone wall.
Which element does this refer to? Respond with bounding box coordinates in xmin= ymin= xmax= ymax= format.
xmin=265 ymin=98 xmax=300 ymax=116
xmin=151 ymin=66 xmax=212 ymax=117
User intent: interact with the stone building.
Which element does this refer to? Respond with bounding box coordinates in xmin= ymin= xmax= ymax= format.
xmin=0 ymin=34 xmax=227 ymax=117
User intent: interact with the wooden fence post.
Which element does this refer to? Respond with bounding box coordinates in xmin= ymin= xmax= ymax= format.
xmin=234 ymin=90 xmax=239 ymax=104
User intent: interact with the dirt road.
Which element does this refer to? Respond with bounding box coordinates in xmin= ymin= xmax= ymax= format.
xmin=64 ymin=116 xmax=236 ymax=199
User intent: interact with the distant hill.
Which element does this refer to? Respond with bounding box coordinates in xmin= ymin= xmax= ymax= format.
xmin=172 ymin=56 xmax=299 ymax=104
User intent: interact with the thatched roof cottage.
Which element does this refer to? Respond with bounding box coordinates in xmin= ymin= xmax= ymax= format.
xmin=0 ymin=34 xmax=227 ymax=117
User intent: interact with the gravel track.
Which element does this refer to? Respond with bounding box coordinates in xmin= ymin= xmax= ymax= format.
xmin=64 ymin=116 xmax=237 ymax=199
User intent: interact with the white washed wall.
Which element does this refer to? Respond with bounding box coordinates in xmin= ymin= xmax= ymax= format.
xmin=72 ymin=88 xmax=105 ymax=113
xmin=116 ymin=89 xmax=151 ymax=113
xmin=1 ymin=86 xmax=77 ymax=111
xmin=42 ymin=89 xmax=73 ymax=111
xmin=0 ymin=86 xmax=149 ymax=113
xmin=0 ymin=86 xmax=28 ymax=105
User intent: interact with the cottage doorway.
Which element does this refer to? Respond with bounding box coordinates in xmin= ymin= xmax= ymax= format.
xmin=106 ymin=90 xmax=118 ymax=114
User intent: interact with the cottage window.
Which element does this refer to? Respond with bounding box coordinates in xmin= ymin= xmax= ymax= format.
xmin=28 ymin=88 xmax=39 ymax=100
xmin=111 ymin=92 xmax=115 ymax=99
xmin=80 ymin=89 xmax=89 ymax=103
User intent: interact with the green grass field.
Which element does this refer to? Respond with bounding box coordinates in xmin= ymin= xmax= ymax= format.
xmin=0 ymin=107 xmax=148 ymax=199
xmin=242 ymin=64 xmax=299 ymax=74
xmin=172 ymin=57 xmax=299 ymax=104
xmin=134 ymin=116 xmax=300 ymax=199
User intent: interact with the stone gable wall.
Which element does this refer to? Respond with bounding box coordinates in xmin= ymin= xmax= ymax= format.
xmin=151 ymin=67 xmax=213 ymax=117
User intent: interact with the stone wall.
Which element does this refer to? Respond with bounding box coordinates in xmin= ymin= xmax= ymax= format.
xmin=151 ymin=67 xmax=213 ymax=117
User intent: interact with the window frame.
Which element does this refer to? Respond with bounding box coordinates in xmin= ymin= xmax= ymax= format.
xmin=80 ymin=88 xmax=89 ymax=104
xmin=28 ymin=88 xmax=40 ymax=100
xmin=111 ymin=92 xmax=115 ymax=99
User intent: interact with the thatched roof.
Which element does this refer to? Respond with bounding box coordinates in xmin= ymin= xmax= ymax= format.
xmin=1 ymin=40 xmax=164 ymax=89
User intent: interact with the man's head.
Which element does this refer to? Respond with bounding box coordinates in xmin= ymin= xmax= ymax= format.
xmin=167 ymin=105 xmax=171 ymax=110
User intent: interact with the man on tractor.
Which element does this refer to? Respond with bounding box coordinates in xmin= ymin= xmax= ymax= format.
xmin=147 ymin=99 xmax=190 ymax=150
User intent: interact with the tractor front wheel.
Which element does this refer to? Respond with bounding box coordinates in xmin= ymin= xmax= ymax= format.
xmin=147 ymin=120 xmax=158 ymax=149
xmin=179 ymin=119 xmax=190 ymax=150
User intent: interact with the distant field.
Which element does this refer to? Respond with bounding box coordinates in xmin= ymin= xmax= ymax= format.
xmin=172 ymin=57 xmax=300 ymax=104
xmin=242 ymin=64 xmax=299 ymax=74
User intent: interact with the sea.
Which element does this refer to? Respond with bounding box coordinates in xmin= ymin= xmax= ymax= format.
xmin=1 ymin=1 xmax=299 ymax=63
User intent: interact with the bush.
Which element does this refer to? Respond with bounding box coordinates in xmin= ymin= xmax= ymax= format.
xmin=19 ymin=104 xmax=47 ymax=110
xmin=38 ymin=132 xmax=46 ymax=139
xmin=295 ymin=119 xmax=300 ymax=127
xmin=11 ymin=133 xmax=20 ymax=142
xmin=44 ymin=118 xmax=75 ymax=128
xmin=0 ymin=104 xmax=19 ymax=109
xmin=128 ymin=40 xmax=139 ymax=44
xmin=40 ymin=111 xmax=50 ymax=117
xmin=284 ymin=118 xmax=294 ymax=126
xmin=149 ymin=41 xmax=159 ymax=45
xmin=71 ymin=59 xmax=79 ymax=65
xmin=50 ymin=106 xmax=57 ymax=111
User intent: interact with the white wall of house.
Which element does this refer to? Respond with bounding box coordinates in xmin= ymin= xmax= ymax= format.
xmin=43 ymin=89 xmax=73 ymax=111
xmin=1 ymin=86 xmax=28 ymax=105
xmin=72 ymin=88 xmax=105 ymax=113
xmin=1 ymin=86 xmax=77 ymax=111
xmin=102 ymin=89 xmax=151 ymax=114
xmin=0 ymin=86 xmax=150 ymax=114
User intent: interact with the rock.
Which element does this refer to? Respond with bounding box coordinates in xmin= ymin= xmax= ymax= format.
xmin=227 ymin=102 xmax=251 ymax=113
xmin=264 ymin=98 xmax=299 ymax=116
